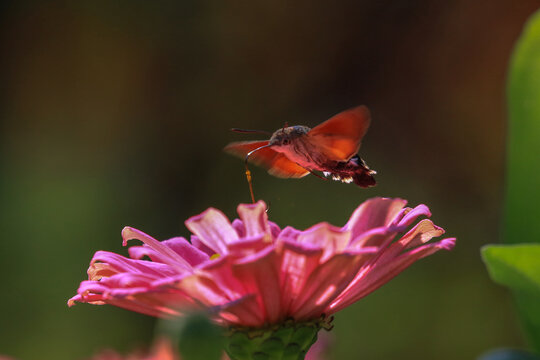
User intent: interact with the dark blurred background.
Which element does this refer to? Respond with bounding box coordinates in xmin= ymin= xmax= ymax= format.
xmin=1 ymin=1 xmax=539 ymax=359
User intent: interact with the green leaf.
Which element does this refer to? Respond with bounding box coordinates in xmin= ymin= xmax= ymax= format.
xmin=505 ymin=9 xmax=540 ymax=246
xmin=482 ymin=244 xmax=540 ymax=351
xmin=501 ymin=6 xmax=540 ymax=353
xmin=481 ymin=245 xmax=540 ymax=297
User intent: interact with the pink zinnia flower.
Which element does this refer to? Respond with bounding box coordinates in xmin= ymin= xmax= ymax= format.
xmin=69 ymin=197 xmax=454 ymax=328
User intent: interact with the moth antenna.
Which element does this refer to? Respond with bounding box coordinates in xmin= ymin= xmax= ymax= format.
xmin=282 ymin=122 xmax=288 ymax=133
xmin=231 ymin=128 xmax=272 ymax=136
xmin=244 ymin=144 xmax=273 ymax=204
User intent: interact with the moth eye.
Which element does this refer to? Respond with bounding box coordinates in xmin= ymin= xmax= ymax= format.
xmin=282 ymin=139 xmax=290 ymax=145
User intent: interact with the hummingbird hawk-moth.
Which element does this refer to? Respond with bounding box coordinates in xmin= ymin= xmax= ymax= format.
xmin=225 ymin=106 xmax=376 ymax=202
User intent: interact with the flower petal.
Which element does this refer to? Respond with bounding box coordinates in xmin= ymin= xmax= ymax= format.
xmin=128 ymin=237 xmax=210 ymax=266
xmin=231 ymin=246 xmax=282 ymax=325
xmin=344 ymin=198 xmax=407 ymax=240
xmin=296 ymin=222 xmax=350 ymax=261
xmin=122 ymin=227 xmax=193 ymax=272
xmin=89 ymin=251 xmax=178 ymax=279
xmin=394 ymin=204 xmax=432 ymax=227
xmin=330 ymin=237 xmax=456 ymax=313
xmin=277 ymin=239 xmax=324 ymax=315
xmin=236 ymin=201 xmax=270 ymax=238
xmin=399 ymin=219 xmax=445 ymax=249
xmin=348 ymin=226 xmax=396 ymax=249
xmin=190 ymin=235 xmax=215 ymax=257
xmin=291 ymin=251 xmax=374 ymax=320
xmin=217 ymin=294 xmax=262 ymax=327
xmin=185 ymin=208 xmax=239 ymax=255
xmin=227 ymin=234 xmax=273 ymax=258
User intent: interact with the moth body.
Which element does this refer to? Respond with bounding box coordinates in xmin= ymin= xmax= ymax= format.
xmin=269 ymin=126 xmax=321 ymax=169
xmin=225 ymin=106 xmax=377 ymax=188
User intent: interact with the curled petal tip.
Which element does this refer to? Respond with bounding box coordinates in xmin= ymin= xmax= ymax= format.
xmin=441 ymin=237 xmax=456 ymax=250
xmin=67 ymin=296 xmax=78 ymax=307
xmin=415 ymin=204 xmax=432 ymax=218
xmin=435 ymin=224 xmax=445 ymax=235
xmin=121 ymin=226 xmax=137 ymax=246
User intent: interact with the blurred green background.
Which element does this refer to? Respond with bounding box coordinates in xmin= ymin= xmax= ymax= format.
xmin=1 ymin=1 xmax=539 ymax=359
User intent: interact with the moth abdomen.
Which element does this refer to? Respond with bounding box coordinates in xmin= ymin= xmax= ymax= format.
xmin=322 ymin=155 xmax=376 ymax=188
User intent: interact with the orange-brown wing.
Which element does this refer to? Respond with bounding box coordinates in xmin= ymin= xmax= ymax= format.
xmin=307 ymin=105 xmax=371 ymax=161
xmin=224 ymin=141 xmax=309 ymax=178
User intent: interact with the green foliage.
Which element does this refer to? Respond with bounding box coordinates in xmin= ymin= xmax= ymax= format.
xmin=482 ymin=245 xmax=540 ymax=297
xmin=505 ymin=9 xmax=540 ymax=245
xmin=482 ymin=245 xmax=540 ymax=351
xmin=164 ymin=313 xmax=225 ymax=360
xmin=500 ymin=7 xmax=540 ymax=353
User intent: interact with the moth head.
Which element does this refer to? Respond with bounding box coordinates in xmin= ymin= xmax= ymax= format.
xmin=269 ymin=125 xmax=310 ymax=148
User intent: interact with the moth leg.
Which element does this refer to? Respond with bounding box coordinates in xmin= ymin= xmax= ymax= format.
xmin=295 ymin=163 xmax=328 ymax=181
xmin=310 ymin=170 xmax=329 ymax=181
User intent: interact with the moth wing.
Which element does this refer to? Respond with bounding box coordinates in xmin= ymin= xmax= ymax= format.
xmin=267 ymin=153 xmax=311 ymax=178
xmin=224 ymin=141 xmax=309 ymax=178
xmin=307 ymin=105 xmax=371 ymax=161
